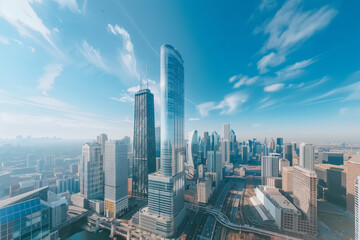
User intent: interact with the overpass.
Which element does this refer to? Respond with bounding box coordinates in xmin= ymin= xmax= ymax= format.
xmin=205 ymin=208 xmax=303 ymax=240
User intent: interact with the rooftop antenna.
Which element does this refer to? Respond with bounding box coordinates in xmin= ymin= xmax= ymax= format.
xmin=139 ymin=75 xmax=142 ymax=90
xmin=146 ymin=58 xmax=149 ymax=89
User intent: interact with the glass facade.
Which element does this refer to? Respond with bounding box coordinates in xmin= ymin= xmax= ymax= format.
xmin=160 ymin=44 xmax=185 ymax=177
xmin=0 ymin=198 xmax=50 ymax=240
xmin=132 ymin=89 xmax=156 ymax=198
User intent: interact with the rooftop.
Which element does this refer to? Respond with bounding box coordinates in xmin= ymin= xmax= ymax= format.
xmin=258 ymin=185 xmax=298 ymax=212
xmin=0 ymin=186 xmax=48 ymax=209
xmin=315 ymin=164 xmax=346 ymax=171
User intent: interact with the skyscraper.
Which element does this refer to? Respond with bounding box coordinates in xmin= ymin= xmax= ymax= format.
xmin=283 ymin=143 xmax=293 ymax=166
xmin=210 ymin=131 xmax=220 ymax=151
xmin=187 ymin=130 xmax=199 ymax=169
xmin=155 ymin=126 xmax=161 ymax=158
xmin=97 ymin=133 xmax=108 ymax=156
xmin=293 ymin=166 xmax=317 ymax=236
xmin=299 ymin=143 xmax=315 ymax=171
xmin=277 ymin=137 xmax=283 ymax=146
xmin=80 ymin=142 xmax=103 ymax=200
xmin=346 ymin=155 xmax=360 ymax=214
xmin=220 ymin=139 xmax=230 ymax=164
xmin=261 ymin=155 xmax=279 ymax=183
xmin=223 ymin=123 xmax=230 ymax=140
xmin=137 ymin=44 xmax=185 ymax=238
xmin=203 ymin=131 xmax=210 ymax=153
xmin=104 ymin=139 xmax=128 ymax=218
xmin=132 ymin=87 xmax=156 ymax=198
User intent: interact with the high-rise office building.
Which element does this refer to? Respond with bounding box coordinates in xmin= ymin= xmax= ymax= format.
xmin=282 ymin=166 xmax=294 ymax=192
xmin=355 ymin=176 xmax=360 ymax=240
xmin=132 ymin=88 xmax=156 ymax=198
xmin=223 ymin=123 xmax=230 ymax=140
xmin=347 ymin=155 xmax=360 ymax=214
xmin=80 ymin=142 xmax=103 ymax=200
xmin=187 ymin=130 xmax=199 ymax=169
xmin=104 ymin=139 xmax=129 ymax=218
xmin=155 ymin=126 xmax=161 ymax=158
xmin=293 ymin=166 xmax=317 ymax=236
xmin=220 ymin=139 xmax=230 ymax=164
xmin=261 ymin=156 xmax=279 ymax=183
xmin=203 ymin=131 xmax=210 ymax=153
xmin=210 ymin=131 xmax=220 ymax=151
xmin=276 ymin=137 xmax=283 ymax=146
xmin=215 ymin=151 xmax=223 ymax=186
xmin=136 ymin=44 xmax=185 ymax=238
xmin=268 ymin=138 xmax=275 ymax=153
xmin=283 ymin=143 xmax=293 ymax=166
xmin=299 ymin=143 xmax=315 ymax=171
xmin=207 ymin=151 xmax=216 ymax=172
xmin=97 ymin=133 xmax=108 ymax=156
xmin=241 ymin=145 xmax=248 ymax=163
xmin=319 ymin=152 xmax=344 ymax=165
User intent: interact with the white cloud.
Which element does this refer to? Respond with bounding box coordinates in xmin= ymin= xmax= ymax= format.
xmin=80 ymin=40 xmax=109 ymax=71
xmin=107 ymin=24 xmax=139 ymax=78
xmin=13 ymin=39 xmax=23 ymax=45
xmin=258 ymin=99 xmax=277 ymax=110
xmin=276 ymin=58 xmax=315 ymax=80
xmin=301 ymin=76 xmax=329 ymax=91
xmin=257 ymin=52 xmax=285 ymax=73
xmin=229 ymin=74 xmax=242 ymax=83
xmin=259 ymin=0 xmax=277 ymax=11
xmin=0 ymin=36 xmax=9 ymax=44
xmin=110 ymin=94 xmax=134 ymax=103
xmin=0 ymin=0 xmax=56 ymax=49
xmin=264 ymin=83 xmax=284 ymax=92
xmin=53 ymin=0 xmax=80 ymax=13
xmin=189 ymin=118 xmax=200 ymax=121
xmin=256 ymin=0 xmax=337 ymax=73
xmin=29 ymin=46 xmax=35 ymax=52
xmin=252 ymin=123 xmax=261 ymax=128
xmin=232 ymin=75 xmax=259 ymax=88
xmin=197 ymin=91 xmax=248 ymax=117
xmin=262 ymin=0 xmax=337 ymax=52
xmin=36 ymin=64 xmax=63 ymax=95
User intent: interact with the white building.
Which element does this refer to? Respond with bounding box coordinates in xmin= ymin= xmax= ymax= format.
xmin=299 ymin=143 xmax=315 ymax=171
xmin=261 ymin=156 xmax=279 ymax=184
xmin=197 ymin=177 xmax=212 ymax=203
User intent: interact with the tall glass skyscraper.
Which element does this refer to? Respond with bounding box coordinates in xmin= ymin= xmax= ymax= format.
xmin=135 ymin=44 xmax=185 ymax=238
xmin=132 ymin=88 xmax=156 ymax=198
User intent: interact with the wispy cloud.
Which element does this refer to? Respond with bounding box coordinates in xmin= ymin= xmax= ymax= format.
xmin=14 ymin=39 xmax=23 ymax=45
xmin=264 ymin=83 xmax=284 ymax=92
xmin=197 ymin=91 xmax=248 ymax=117
xmin=29 ymin=46 xmax=35 ymax=53
xmin=0 ymin=36 xmax=9 ymax=45
xmin=275 ymin=58 xmax=315 ymax=80
xmin=252 ymin=123 xmax=261 ymax=128
xmin=256 ymin=0 xmax=337 ymax=72
xmin=53 ymin=0 xmax=80 ymax=13
xmin=110 ymin=94 xmax=134 ymax=103
xmin=231 ymin=75 xmax=259 ymax=88
xmin=36 ymin=64 xmax=63 ymax=95
xmin=0 ymin=0 xmax=57 ymax=49
xmin=189 ymin=118 xmax=200 ymax=121
xmin=107 ymin=24 xmax=139 ymax=78
xmin=301 ymin=76 xmax=329 ymax=91
xmin=80 ymin=40 xmax=109 ymax=71
xmin=259 ymin=0 xmax=277 ymax=12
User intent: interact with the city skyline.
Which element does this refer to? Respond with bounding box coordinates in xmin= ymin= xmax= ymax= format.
xmin=1 ymin=0 xmax=360 ymax=142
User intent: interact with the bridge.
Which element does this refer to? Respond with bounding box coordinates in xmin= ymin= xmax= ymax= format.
xmin=205 ymin=208 xmax=303 ymax=240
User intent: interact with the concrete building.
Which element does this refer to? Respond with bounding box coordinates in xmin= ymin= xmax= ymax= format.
xmin=223 ymin=123 xmax=230 ymax=140
xmin=207 ymin=151 xmax=216 ymax=172
xmin=220 ymin=139 xmax=230 ymax=164
xmin=282 ymin=166 xmax=294 ymax=192
xmin=355 ymin=176 xmax=360 ymax=240
xmin=80 ymin=142 xmax=103 ymax=200
xmin=256 ymin=185 xmax=301 ymax=233
xmin=283 ymin=143 xmax=293 ymax=166
xmin=293 ymin=166 xmax=317 ymax=236
xmin=104 ymin=139 xmax=129 ymax=218
xmin=261 ymin=156 xmax=279 ymax=184
xmin=155 ymin=126 xmax=161 ymax=158
xmin=299 ymin=143 xmax=315 ymax=171
xmin=346 ymin=155 xmax=360 ymax=214
xmin=197 ymin=176 xmax=212 ymax=203
xmin=319 ymin=152 xmax=344 ymax=165
xmin=215 ymin=151 xmax=223 ymax=186
xmin=279 ymin=158 xmax=290 ymax=176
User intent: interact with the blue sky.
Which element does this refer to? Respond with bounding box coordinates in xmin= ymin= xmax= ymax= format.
xmin=0 ymin=0 xmax=359 ymax=142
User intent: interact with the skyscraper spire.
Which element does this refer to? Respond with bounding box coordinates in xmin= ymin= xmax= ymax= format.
xmin=146 ymin=58 xmax=148 ymax=89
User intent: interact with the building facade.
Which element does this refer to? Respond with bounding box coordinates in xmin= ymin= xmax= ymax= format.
xmin=132 ymin=88 xmax=156 ymax=198
xmin=346 ymin=155 xmax=360 ymax=214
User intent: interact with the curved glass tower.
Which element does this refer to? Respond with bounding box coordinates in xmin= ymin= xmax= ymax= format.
xmin=160 ymin=44 xmax=185 ymax=176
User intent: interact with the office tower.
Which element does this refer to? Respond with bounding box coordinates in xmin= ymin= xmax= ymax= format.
xmin=97 ymin=133 xmax=108 ymax=156
xmin=215 ymin=151 xmax=223 ymax=186
xmin=220 ymin=139 xmax=230 ymax=164
xmin=104 ymin=139 xmax=129 ymax=218
xmin=319 ymin=152 xmax=344 ymax=165
xmin=210 ymin=131 xmax=220 ymax=151
xmin=132 ymin=88 xmax=156 ymax=198
xmin=299 ymin=143 xmax=315 ymax=171
xmin=261 ymin=156 xmax=279 ymax=183
xmin=26 ymin=154 xmax=38 ymax=168
xmin=277 ymin=137 xmax=283 ymax=146
xmin=283 ymin=143 xmax=293 ymax=166
xmin=293 ymin=166 xmax=317 ymax=236
xmin=282 ymin=166 xmax=294 ymax=192
xmin=207 ymin=151 xmax=216 ymax=172
xmin=241 ymin=145 xmax=248 ymax=163
xmin=137 ymin=44 xmax=185 ymax=238
xmin=347 ymin=155 xmax=360 ymax=214
xmin=155 ymin=126 xmax=161 ymax=158
xmin=223 ymin=123 xmax=230 ymax=140
xmin=279 ymin=158 xmax=290 ymax=175
xmin=197 ymin=177 xmax=212 ymax=203
xmin=356 ymin=176 xmax=360 ymax=240
xmin=80 ymin=142 xmax=103 ymax=199
xmin=268 ymin=138 xmax=275 ymax=152
xmin=187 ymin=130 xmax=199 ymax=169
xmin=203 ymin=131 xmax=210 ymax=153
